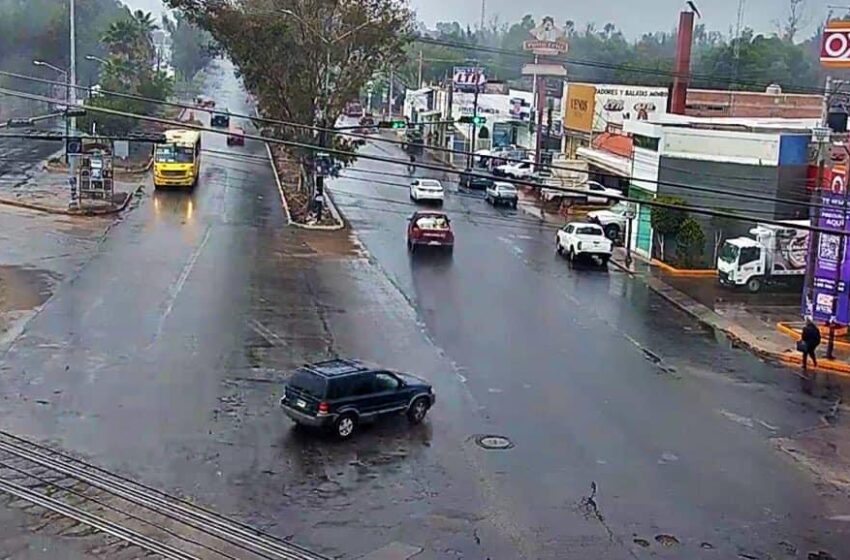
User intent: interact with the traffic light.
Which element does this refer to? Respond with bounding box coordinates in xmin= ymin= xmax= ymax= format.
xmin=458 ymin=115 xmax=486 ymax=125
xmin=378 ymin=118 xmax=407 ymax=129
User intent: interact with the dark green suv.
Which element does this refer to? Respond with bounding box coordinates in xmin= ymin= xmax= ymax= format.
xmin=280 ymin=359 xmax=435 ymax=439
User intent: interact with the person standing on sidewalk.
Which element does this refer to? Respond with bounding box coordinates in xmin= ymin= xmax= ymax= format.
xmin=800 ymin=317 xmax=821 ymax=370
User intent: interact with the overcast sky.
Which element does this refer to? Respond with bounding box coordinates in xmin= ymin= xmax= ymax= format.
xmin=410 ymin=0 xmax=833 ymax=39
xmin=124 ymin=0 xmax=834 ymax=40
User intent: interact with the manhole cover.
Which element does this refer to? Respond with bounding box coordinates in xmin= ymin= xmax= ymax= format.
xmin=474 ymin=435 xmax=514 ymax=450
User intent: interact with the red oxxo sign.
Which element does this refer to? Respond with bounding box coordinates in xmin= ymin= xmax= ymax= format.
xmin=821 ymin=20 xmax=850 ymax=67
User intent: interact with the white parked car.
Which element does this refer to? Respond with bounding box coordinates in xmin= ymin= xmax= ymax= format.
xmin=555 ymin=221 xmax=613 ymax=265
xmin=494 ymin=160 xmax=536 ymax=179
xmin=583 ymin=181 xmax=621 ymax=205
xmin=485 ymin=182 xmax=518 ymax=208
xmin=587 ymin=201 xmax=630 ymax=241
xmin=409 ymin=179 xmax=444 ymax=205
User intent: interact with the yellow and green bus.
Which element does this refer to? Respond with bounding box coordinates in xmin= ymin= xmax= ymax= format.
xmin=153 ymin=129 xmax=202 ymax=188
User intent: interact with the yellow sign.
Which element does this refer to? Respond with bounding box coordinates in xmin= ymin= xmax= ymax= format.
xmin=564 ymin=84 xmax=596 ymax=133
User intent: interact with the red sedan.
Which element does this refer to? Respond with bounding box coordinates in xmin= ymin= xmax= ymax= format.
xmin=407 ymin=211 xmax=454 ymax=253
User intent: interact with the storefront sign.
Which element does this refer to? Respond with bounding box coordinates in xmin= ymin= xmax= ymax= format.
xmin=805 ymin=193 xmax=850 ymax=323
xmin=821 ymin=20 xmax=850 ymax=67
xmin=564 ymin=84 xmax=596 ymax=133
xmin=594 ymin=85 xmax=668 ymax=130
xmin=453 ymin=66 xmax=486 ymax=93
xmin=509 ymin=97 xmax=531 ymax=120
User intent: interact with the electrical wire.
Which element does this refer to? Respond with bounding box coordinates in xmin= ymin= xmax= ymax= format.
xmin=0 ymin=68 xmax=832 ymax=209
xmin=2 ymin=83 xmax=845 ymax=237
xmin=412 ymin=36 xmax=832 ymax=96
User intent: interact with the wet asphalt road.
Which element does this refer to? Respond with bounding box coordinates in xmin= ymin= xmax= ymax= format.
xmin=0 ymin=60 xmax=847 ymax=559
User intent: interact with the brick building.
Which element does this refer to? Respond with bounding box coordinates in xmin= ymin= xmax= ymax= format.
xmin=685 ymin=89 xmax=822 ymax=119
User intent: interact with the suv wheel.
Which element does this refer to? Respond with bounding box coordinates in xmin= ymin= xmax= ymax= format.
xmin=407 ymin=397 xmax=430 ymax=424
xmin=603 ymin=224 xmax=620 ymax=241
xmin=335 ymin=413 xmax=357 ymax=439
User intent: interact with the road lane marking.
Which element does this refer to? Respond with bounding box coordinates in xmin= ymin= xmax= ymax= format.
xmin=151 ymin=225 xmax=212 ymax=344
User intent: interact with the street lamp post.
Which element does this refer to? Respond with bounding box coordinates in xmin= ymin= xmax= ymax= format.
xmin=33 ymin=60 xmax=71 ymax=162
xmin=85 ymin=55 xmax=108 ymax=65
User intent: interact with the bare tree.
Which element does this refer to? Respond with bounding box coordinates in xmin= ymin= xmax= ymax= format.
xmin=777 ymin=0 xmax=808 ymax=42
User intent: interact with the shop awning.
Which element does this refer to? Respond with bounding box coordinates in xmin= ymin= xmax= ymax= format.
xmin=576 ymin=146 xmax=631 ymax=177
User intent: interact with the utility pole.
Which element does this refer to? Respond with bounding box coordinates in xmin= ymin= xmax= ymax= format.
xmin=417 ymin=50 xmax=423 ymax=88
xmin=534 ymin=75 xmax=545 ymax=169
xmin=805 ymin=76 xmax=831 ymax=320
xmin=388 ymin=67 xmax=394 ymax=118
xmin=468 ymin=75 xmax=480 ymax=169
xmin=69 ymin=0 xmax=77 ymax=134
xmin=480 ymin=0 xmax=486 ymax=32
xmin=827 ymin=140 xmax=850 ymax=359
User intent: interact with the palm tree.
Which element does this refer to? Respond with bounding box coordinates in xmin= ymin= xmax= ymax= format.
xmin=131 ymin=10 xmax=158 ymax=63
xmin=102 ymin=19 xmax=141 ymax=59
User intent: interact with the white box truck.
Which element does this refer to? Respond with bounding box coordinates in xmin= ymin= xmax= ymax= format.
xmin=716 ymin=220 xmax=809 ymax=293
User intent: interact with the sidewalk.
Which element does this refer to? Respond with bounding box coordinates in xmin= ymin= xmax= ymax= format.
xmin=608 ymin=247 xmax=850 ymax=379
xmin=0 ymin=163 xmax=145 ymax=215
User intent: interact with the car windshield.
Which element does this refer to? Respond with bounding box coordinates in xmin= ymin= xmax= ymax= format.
xmin=288 ymin=370 xmax=327 ymax=398
xmin=498 ymin=185 xmax=516 ymax=193
xmin=155 ymin=145 xmax=194 ymax=163
xmin=719 ymin=242 xmax=740 ymax=264
xmin=576 ymin=226 xmax=603 ymax=236
xmin=415 ymin=215 xmax=450 ymax=230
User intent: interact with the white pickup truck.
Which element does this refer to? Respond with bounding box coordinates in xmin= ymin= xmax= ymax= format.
xmin=555 ymin=221 xmax=613 ymax=265
xmin=494 ymin=160 xmax=536 ymax=179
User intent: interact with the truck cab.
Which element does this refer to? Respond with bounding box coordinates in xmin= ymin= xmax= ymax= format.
xmin=717 ymin=221 xmax=808 ymax=293
xmin=717 ymin=238 xmax=766 ymax=292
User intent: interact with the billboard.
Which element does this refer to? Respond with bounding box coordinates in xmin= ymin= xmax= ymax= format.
xmin=523 ymin=16 xmax=568 ymax=56
xmin=804 ymin=193 xmax=850 ymax=324
xmin=564 ymin=84 xmax=595 ymax=133
xmin=453 ymin=66 xmax=486 ymax=93
xmin=594 ymin=85 xmax=668 ymax=130
xmin=821 ymin=20 xmax=850 ymax=67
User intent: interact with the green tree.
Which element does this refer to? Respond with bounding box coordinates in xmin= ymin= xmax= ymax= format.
xmin=650 ymin=196 xmax=686 ymax=261
xmin=0 ymin=0 xmax=128 ymax=95
xmin=163 ymin=11 xmax=215 ymax=80
xmin=80 ymin=10 xmax=172 ymax=135
xmin=676 ymin=218 xmax=707 ymax=268
xmin=167 ymin=0 xmax=413 ymax=160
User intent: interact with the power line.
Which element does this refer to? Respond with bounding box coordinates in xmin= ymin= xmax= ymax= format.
xmin=412 ymin=36 xmax=827 ymax=95
xmin=0 ymin=68 xmax=833 ymax=214
xmin=2 ymin=84 xmax=843 ymax=238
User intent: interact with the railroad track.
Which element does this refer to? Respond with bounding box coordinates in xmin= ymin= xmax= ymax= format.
xmin=0 ymin=430 xmax=327 ymax=560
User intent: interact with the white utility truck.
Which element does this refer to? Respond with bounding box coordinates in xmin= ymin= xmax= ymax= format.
xmin=716 ymin=220 xmax=809 ymax=293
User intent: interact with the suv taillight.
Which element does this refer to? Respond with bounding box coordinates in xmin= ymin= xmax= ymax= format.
xmin=318 ymin=401 xmax=329 ymax=415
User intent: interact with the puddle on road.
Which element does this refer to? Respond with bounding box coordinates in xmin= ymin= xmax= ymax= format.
xmin=0 ymin=265 xmax=56 ymax=313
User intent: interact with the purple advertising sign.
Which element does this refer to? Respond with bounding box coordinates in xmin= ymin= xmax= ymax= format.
xmin=804 ymin=193 xmax=850 ymax=323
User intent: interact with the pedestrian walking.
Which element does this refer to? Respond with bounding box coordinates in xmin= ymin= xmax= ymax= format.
xmin=800 ymin=317 xmax=821 ymax=370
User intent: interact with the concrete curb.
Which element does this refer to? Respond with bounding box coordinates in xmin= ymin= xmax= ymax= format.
xmin=608 ymin=256 xmax=636 ymax=276
xmin=263 ymin=142 xmax=345 ymax=231
xmin=45 ymin=157 xmax=153 ymax=175
xmin=651 ymin=258 xmax=716 ymax=277
xmin=0 ymin=182 xmax=144 ymax=216
xmin=636 ymin=271 xmax=850 ymax=378
xmin=264 ymin=141 xmax=293 ymax=226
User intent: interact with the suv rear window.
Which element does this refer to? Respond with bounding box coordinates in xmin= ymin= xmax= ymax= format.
xmin=576 ymin=226 xmax=603 ymax=236
xmin=288 ymin=370 xmax=327 ymax=398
